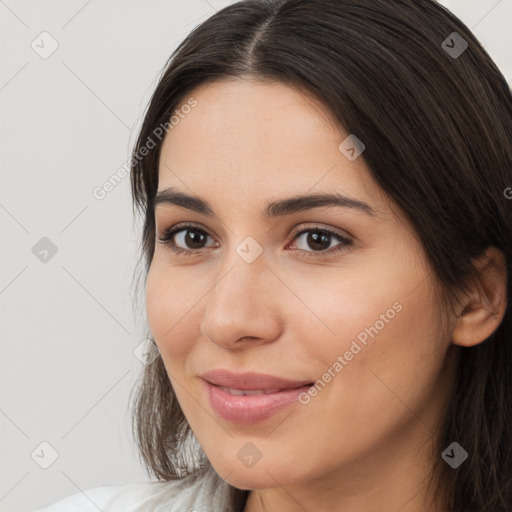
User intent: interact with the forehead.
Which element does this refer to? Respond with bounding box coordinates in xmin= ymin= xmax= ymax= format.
xmin=158 ymin=79 xmax=387 ymax=213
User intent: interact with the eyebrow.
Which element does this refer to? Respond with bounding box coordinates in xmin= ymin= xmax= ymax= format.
xmin=154 ymin=187 xmax=377 ymax=218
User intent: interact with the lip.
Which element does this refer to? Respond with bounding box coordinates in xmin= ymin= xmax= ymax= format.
xmin=200 ymin=369 xmax=313 ymax=390
xmin=200 ymin=369 xmax=313 ymax=424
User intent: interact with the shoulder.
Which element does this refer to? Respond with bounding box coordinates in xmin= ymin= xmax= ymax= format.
xmin=35 ymin=480 xmax=169 ymax=512
xmin=35 ymin=465 xmax=236 ymax=512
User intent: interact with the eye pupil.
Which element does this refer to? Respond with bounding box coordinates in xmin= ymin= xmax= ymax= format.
xmin=186 ymin=230 xmax=207 ymax=249
xmin=308 ymin=231 xmax=331 ymax=251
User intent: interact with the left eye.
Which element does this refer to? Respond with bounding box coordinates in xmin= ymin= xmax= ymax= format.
xmin=289 ymin=227 xmax=353 ymax=257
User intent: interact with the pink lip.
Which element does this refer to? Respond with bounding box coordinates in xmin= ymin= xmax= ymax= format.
xmin=200 ymin=369 xmax=312 ymax=390
xmin=200 ymin=369 xmax=313 ymax=424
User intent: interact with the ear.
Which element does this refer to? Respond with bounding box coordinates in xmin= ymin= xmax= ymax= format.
xmin=452 ymin=246 xmax=508 ymax=347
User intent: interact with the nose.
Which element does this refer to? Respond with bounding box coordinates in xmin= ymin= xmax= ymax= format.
xmin=199 ymin=249 xmax=282 ymax=350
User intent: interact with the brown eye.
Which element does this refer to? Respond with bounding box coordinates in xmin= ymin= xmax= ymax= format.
xmin=298 ymin=231 xmax=333 ymax=251
xmin=157 ymin=224 xmax=217 ymax=254
xmin=174 ymin=229 xmax=209 ymax=249
xmin=290 ymin=226 xmax=353 ymax=259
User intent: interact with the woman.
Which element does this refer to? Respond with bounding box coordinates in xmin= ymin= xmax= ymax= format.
xmin=37 ymin=0 xmax=512 ymax=510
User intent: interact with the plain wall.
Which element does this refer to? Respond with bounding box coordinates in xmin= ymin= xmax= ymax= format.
xmin=1 ymin=0 xmax=510 ymax=510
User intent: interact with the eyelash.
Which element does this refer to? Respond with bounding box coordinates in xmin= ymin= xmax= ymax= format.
xmin=156 ymin=222 xmax=353 ymax=259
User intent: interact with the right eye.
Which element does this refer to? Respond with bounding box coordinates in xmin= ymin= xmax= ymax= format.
xmin=157 ymin=223 xmax=218 ymax=256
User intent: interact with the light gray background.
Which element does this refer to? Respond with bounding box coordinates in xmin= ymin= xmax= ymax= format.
xmin=1 ymin=1 xmax=510 ymax=511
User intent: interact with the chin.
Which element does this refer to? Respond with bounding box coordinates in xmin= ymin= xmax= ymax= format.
xmin=218 ymin=468 xmax=284 ymax=491
xmin=208 ymin=453 xmax=306 ymax=491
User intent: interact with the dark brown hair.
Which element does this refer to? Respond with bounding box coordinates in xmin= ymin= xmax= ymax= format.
xmin=128 ymin=1 xmax=512 ymax=510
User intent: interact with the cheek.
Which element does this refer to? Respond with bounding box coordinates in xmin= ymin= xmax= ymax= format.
xmin=297 ymin=256 xmax=446 ymax=401
xmin=145 ymin=261 xmax=197 ymax=361
xmin=285 ymin=267 xmax=406 ymax=357
xmin=321 ymin=276 xmax=447 ymax=427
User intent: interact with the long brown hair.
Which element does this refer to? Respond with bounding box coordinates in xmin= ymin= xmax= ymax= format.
xmin=128 ymin=1 xmax=512 ymax=510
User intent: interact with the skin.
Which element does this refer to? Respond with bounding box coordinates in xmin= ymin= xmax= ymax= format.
xmin=145 ymin=79 xmax=507 ymax=512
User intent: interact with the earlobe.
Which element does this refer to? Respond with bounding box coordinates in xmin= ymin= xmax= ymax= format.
xmin=451 ymin=246 xmax=508 ymax=348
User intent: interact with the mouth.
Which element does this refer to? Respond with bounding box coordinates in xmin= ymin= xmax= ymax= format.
xmin=202 ymin=379 xmax=314 ymax=424
xmin=200 ymin=368 xmax=313 ymax=390
xmin=215 ymin=385 xmax=313 ymax=396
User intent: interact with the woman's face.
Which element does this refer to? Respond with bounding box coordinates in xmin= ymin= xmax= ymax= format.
xmin=146 ymin=79 xmax=456 ymax=498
